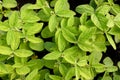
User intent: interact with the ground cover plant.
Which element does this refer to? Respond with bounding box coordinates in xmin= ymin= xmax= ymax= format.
xmin=0 ymin=0 xmax=120 ymax=80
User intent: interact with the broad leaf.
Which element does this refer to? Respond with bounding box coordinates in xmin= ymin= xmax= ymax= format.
xmin=43 ymin=51 xmax=61 ymax=60
xmin=48 ymin=14 xmax=58 ymax=32
xmin=103 ymin=57 xmax=113 ymax=67
xmin=16 ymin=66 xmax=30 ymax=75
xmin=26 ymin=69 xmax=38 ymax=80
xmin=26 ymin=23 xmax=43 ymax=35
xmin=54 ymin=0 xmax=70 ymax=13
xmin=65 ymin=67 xmax=75 ymax=80
xmin=59 ymin=64 xmax=68 ymax=76
xmin=0 ymin=46 xmax=12 ymax=55
xmin=108 ymin=26 xmax=120 ymax=35
xmin=14 ymin=49 xmax=33 ymax=57
xmin=3 ymin=0 xmax=17 ymax=8
xmin=62 ymin=27 xmax=76 ymax=43
xmin=80 ymin=13 xmax=87 ymax=25
xmin=67 ymin=16 xmax=74 ymax=26
xmin=27 ymin=36 xmax=43 ymax=43
xmin=76 ymin=4 xmax=94 ymax=15
xmin=56 ymin=10 xmax=75 ymax=17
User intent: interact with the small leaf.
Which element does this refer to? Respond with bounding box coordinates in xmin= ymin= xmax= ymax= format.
xmin=29 ymin=41 xmax=44 ymax=51
xmin=26 ymin=69 xmax=38 ymax=80
xmin=49 ymin=75 xmax=62 ymax=80
xmin=76 ymin=4 xmax=94 ymax=15
xmin=41 ymin=26 xmax=54 ymax=38
xmin=26 ymin=23 xmax=43 ymax=35
xmin=58 ymin=32 xmax=67 ymax=52
xmin=54 ymin=0 xmax=70 ymax=13
xmin=44 ymin=42 xmax=56 ymax=51
xmin=0 ymin=62 xmax=8 ymax=74
xmin=3 ymin=0 xmax=17 ymax=8
xmin=108 ymin=26 xmax=120 ymax=35
xmin=48 ymin=14 xmax=58 ymax=32
xmin=106 ymin=33 xmax=116 ymax=50
xmin=80 ymin=13 xmax=87 ymax=25
xmin=56 ymin=10 xmax=75 ymax=17
xmin=106 ymin=66 xmax=118 ymax=72
xmin=117 ymin=61 xmax=120 ymax=69
xmin=43 ymin=51 xmax=61 ymax=60
xmin=59 ymin=64 xmax=68 ymax=76
xmin=67 ymin=16 xmax=74 ymax=26
xmin=62 ymin=27 xmax=76 ymax=43
xmin=27 ymin=36 xmax=43 ymax=43
xmin=16 ymin=66 xmax=30 ymax=75
xmin=65 ymin=67 xmax=75 ymax=80
xmin=0 ymin=22 xmax=9 ymax=31
xmin=103 ymin=57 xmax=113 ymax=67
xmin=14 ymin=49 xmax=33 ymax=57
xmin=0 ymin=46 xmax=12 ymax=55
xmin=111 ymin=4 xmax=120 ymax=15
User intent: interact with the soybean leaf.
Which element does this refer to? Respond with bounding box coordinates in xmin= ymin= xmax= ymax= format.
xmin=43 ymin=51 xmax=61 ymax=60
xmin=59 ymin=64 xmax=68 ymax=76
xmin=8 ymin=11 xmax=19 ymax=27
xmin=27 ymin=36 xmax=43 ymax=43
xmin=56 ymin=10 xmax=75 ymax=17
xmin=0 ymin=22 xmax=9 ymax=31
xmin=48 ymin=14 xmax=58 ymax=32
xmin=54 ymin=0 xmax=70 ymax=13
xmin=49 ymin=75 xmax=62 ymax=80
xmin=62 ymin=27 xmax=76 ymax=43
xmin=29 ymin=41 xmax=44 ymax=51
xmin=67 ymin=16 xmax=74 ymax=26
xmin=3 ymin=0 xmax=17 ymax=8
xmin=14 ymin=49 xmax=33 ymax=57
xmin=6 ymin=30 xmax=20 ymax=50
xmin=75 ymin=4 xmax=94 ymax=15
xmin=91 ymin=13 xmax=108 ymax=31
xmin=0 ymin=46 xmax=12 ymax=55
xmin=103 ymin=57 xmax=113 ymax=67
xmin=41 ymin=26 xmax=54 ymax=38
xmin=108 ymin=26 xmax=120 ymax=35
xmin=16 ymin=66 xmax=30 ymax=75
xmin=21 ymin=7 xmax=40 ymax=22
xmin=78 ymin=27 xmax=96 ymax=42
xmin=58 ymin=32 xmax=67 ymax=52
xmin=26 ymin=23 xmax=43 ymax=35
xmin=106 ymin=33 xmax=116 ymax=50
xmin=26 ymin=69 xmax=38 ymax=80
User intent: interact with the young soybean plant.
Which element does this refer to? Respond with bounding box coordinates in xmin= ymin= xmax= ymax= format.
xmin=0 ymin=0 xmax=120 ymax=80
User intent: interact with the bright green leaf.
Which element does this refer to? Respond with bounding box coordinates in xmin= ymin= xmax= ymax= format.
xmin=16 ymin=66 xmax=30 ymax=75
xmin=43 ymin=51 xmax=61 ymax=60
xmin=49 ymin=75 xmax=62 ymax=80
xmin=0 ymin=46 xmax=12 ymax=55
xmin=3 ymin=0 xmax=17 ymax=8
xmin=67 ymin=16 xmax=74 ymax=26
xmin=27 ymin=36 xmax=43 ymax=43
xmin=59 ymin=64 xmax=68 ymax=76
xmin=103 ymin=57 xmax=113 ymax=66
xmin=26 ymin=69 xmax=38 ymax=80
xmin=14 ymin=49 xmax=33 ymax=57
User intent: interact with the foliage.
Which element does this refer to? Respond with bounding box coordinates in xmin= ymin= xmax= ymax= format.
xmin=0 ymin=0 xmax=120 ymax=80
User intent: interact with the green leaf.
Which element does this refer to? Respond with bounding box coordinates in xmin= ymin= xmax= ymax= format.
xmin=96 ymin=5 xmax=110 ymax=15
xmin=106 ymin=66 xmax=118 ymax=72
xmin=8 ymin=11 xmax=19 ymax=27
xmin=59 ymin=64 xmax=68 ymax=76
xmin=26 ymin=69 xmax=38 ymax=80
xmin=67 ymin=16 xmax=74 ymax=26
xmin=0 ymin=62 xmax=8 ymax=74
xmin=48 ymin=14 xmax=58 ymax=32
xmin=3 ymin=0 xmax=17 ymax=8
xmin=114 ymin=13 xmax=120 ymax=28
xmin=111 ymin=4 xmax=120 ymax=15
xmin=80 ymin=13 xmax=87 ymax=25
xmin=62 ymin=27 xmax=76 ymax=43
xmin=27 ymin=36 xmax=43 ymax=43
xmin=91 ymin=13 xmax=108 ymax=31
xmin=108 ymin=26 xmax=120 ymax=35
xmin=16 ymin=66 xmax=30 ymax=75
xmin=49 ymin=75 xmax=62 ymax=80
xmin=54 ymin=0 xmax=70 ymax=13
xmin=65 ymin=67 xmax=75 ymax=80
xmin=6 ymin=30 xmax=20 ymax=50
xmin=43 ymin=51 xmax=61 ymax=60
xmin=103 ymin=57 xmax=113 ymax=67
xmin=108 ymin=0 xmax=114 ymax=5
xmin=102 ymin=76 xmax=112 ymax=80
xmin=78 ymin=27 xmax=96 ymax=42
xmin=56 ymin=10 xmax=75 ymax=17
xmin=29 ymin=41 xmax=44 ymax=51
xmin=117 ymin=61 xmax=120 ymax=69
xmin=0 ymin=22 xmax=9 ymax=31
xmin=0 ymin=46 xmax=12 ymax=55
xmin=21 ymin=8 xmax=40 ymax=22
xmin=14 ymin=49 xmax=33 ymax=57
xmin=106 ymin=33 xmax=116 ymax=50
xmin=44 ymin=42 xmax=56 ymax=51
xmin=75 ymin=4 xmax=94 ymax=15
xmin=41 ymin=26 xmax=54 ymax=38
xmin=26 ymin=23 xmax=43 ymax=35
xmin=58 ymin=32 xmax=67 ymax=52
xmin=36 ymin=0 xmax=46 ymax=7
